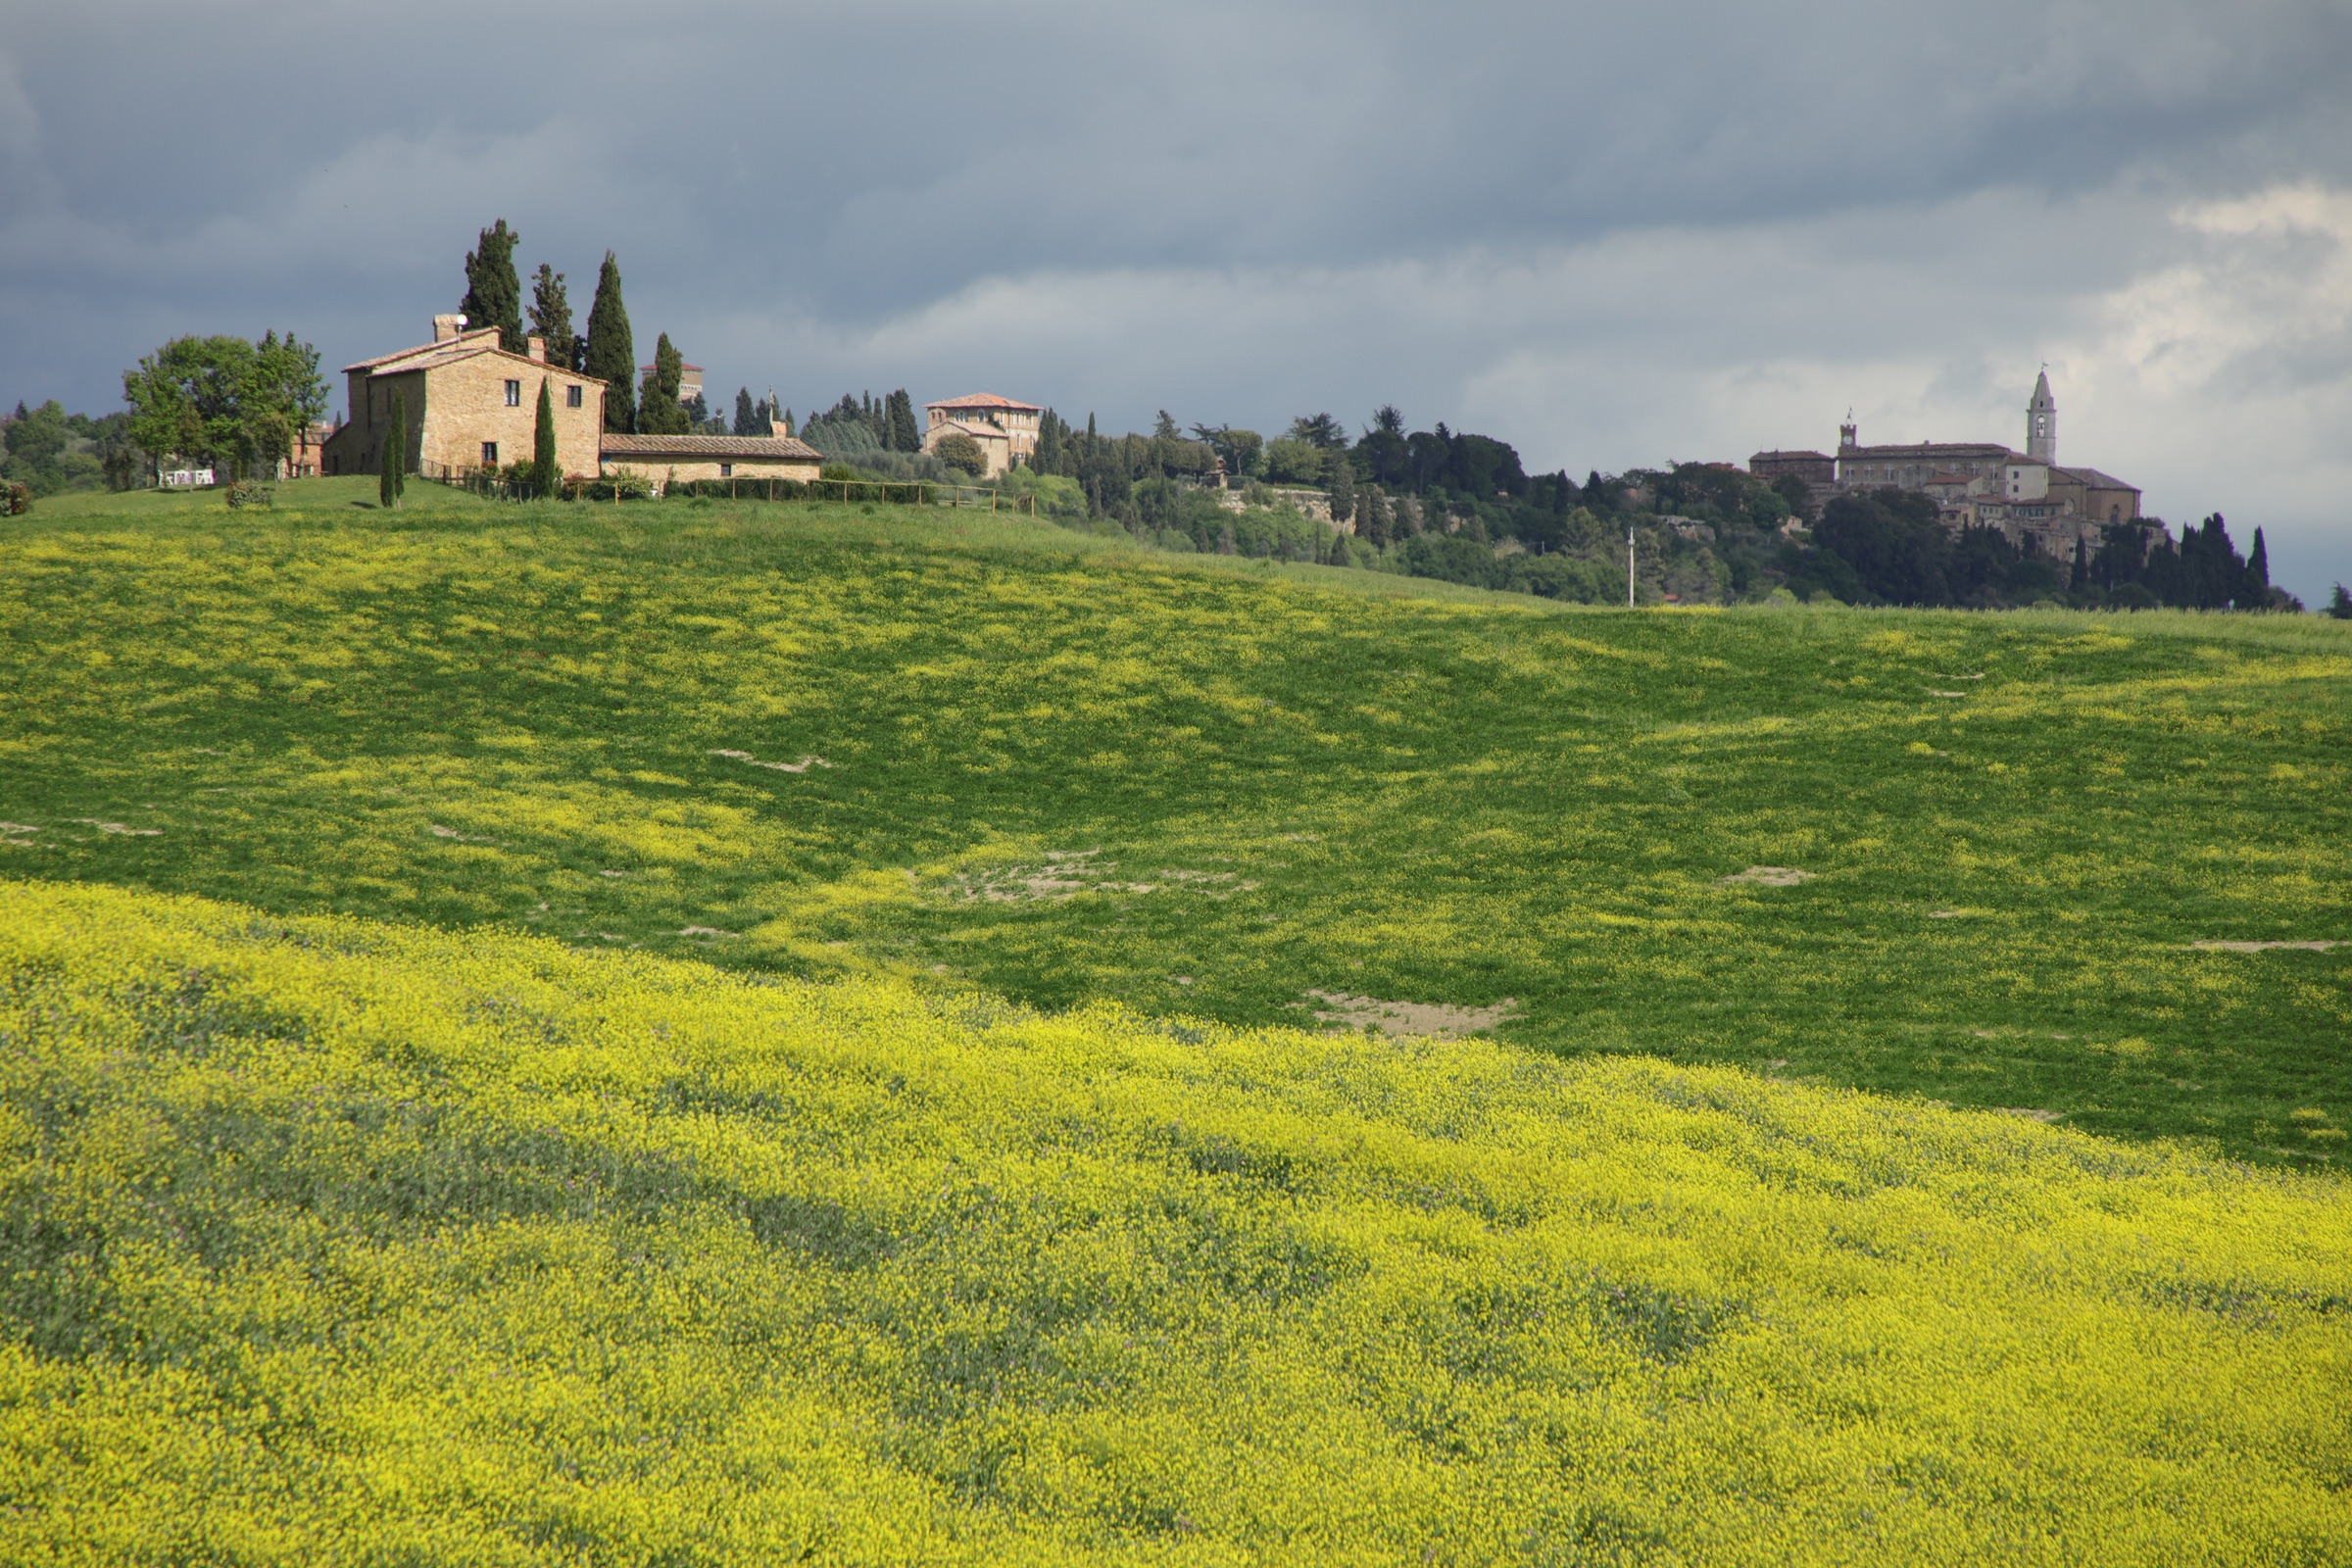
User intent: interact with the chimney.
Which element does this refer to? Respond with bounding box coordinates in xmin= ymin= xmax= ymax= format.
xmin=526 ymin=334 xmax=546 ymax=363
xmin=433 ymin=313 xmax=467 ymax=344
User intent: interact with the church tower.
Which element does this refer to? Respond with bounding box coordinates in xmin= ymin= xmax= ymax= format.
xmin=2026 ymin=369 xmax=2056 ymax=463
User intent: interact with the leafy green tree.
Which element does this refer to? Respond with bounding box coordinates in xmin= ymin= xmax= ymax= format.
xmin=461 ymin=220 xmax=524 ymax=352
xmin=1 ymin=399 xmax=70 ymax=473
xmin=379 ymin=389 xmax=406 ymax=510
xmin=528 ymin=265 xmax=577 ymax=369
xmin=1263 ymin=437 xmax=1326 ymax=486
xmin=2328 ymin=584 xmax=2352 ymax=620
xmin=1286 ymin=412 xmax=1347 ymax=449
xmin=534 ymin=377 xmax=560 ymax=497
xmin=935 ymin=432 xmax=986 ymax=477
xmin=121 ymin=331 xmax=324 ymax=483
xmin=584 ymin=252 xmax=635 ymax=433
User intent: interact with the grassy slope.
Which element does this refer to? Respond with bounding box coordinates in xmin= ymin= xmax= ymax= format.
xmin=3 ymin=484 xmax=2350 ymax=1171
xmin=3 ymin=878 xmax=2347 ymax=1566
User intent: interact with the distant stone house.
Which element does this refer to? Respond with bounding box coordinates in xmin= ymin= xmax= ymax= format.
xmin=600 ymin=432 xmax=823 ymax=492
xmin=279 ymin=420 xmax=335 ymax=479
xmin=321 ymin=315 xmax=607 ymax=479
xmin=638 ymin=360 xmax=705 ymax=410
xmin=922 ymin=393 xmax=1041 ymax=476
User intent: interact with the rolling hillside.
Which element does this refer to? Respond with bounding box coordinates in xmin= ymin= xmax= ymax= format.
xmin=2 ymin=482 xmax=2345 ymax=1161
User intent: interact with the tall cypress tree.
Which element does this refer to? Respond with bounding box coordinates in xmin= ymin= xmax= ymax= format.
xmin=533 ymin=377 xmax=560 ymax=497
xmin=461 ymin=220 xmax=524 ymax=353
xmin=2248 ymin=526 xmax=2269 ymax=590
xmin=584 ymin=252 xmax=635 ymax=433
xmin=637 ymin=333 xmax=687 ymax=435
xmin=527 ymin=265 xmax=575 ymax=368
xmin=379 ymin=389 xmax=406 ymax=510
xmin=885 ymin=389 xmax=918 ymax=452
xmin=734 ymin=387 xmax=757 ymax=437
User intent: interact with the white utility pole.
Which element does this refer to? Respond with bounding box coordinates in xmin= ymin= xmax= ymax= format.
xmin=1627 ymin=525 xmax=1636 ymax=608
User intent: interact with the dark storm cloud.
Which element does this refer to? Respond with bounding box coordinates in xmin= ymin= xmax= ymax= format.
xmin=4 ymin=0 xmax=2350 ymax=593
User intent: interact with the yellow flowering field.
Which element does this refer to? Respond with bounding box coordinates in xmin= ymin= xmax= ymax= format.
xmin=2 ymin=486 xmax=2345 ymax=1162
xmin=1 ymin=875 xmax=2347 ymax=1565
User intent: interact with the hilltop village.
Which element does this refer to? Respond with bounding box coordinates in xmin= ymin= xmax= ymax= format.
xmin=1 ymin=224 xmax=2303 ymax=612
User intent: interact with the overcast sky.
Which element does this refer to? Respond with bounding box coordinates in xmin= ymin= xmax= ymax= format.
xmin=5 ymin=0 xmax=2350 ymax=598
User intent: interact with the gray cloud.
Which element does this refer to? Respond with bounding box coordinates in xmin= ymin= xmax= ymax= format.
xmin=4 ymin=0 xmax=2350 ymax=596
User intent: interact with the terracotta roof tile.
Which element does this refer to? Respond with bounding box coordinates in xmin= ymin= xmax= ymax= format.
xmin=601 ymin=433 xmax=823 ymax=460
xmin=925 ymin=392 xmax=1041 ymax=412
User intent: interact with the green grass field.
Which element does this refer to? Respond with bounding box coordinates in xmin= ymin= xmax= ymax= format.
xmin=5 ymin=481 xmax=2346 ymax=1162
xmin=4 ymin=481 xmax=2351 ymax=1564
xmin=4 ymin=878 xmax=2348 ymax=1565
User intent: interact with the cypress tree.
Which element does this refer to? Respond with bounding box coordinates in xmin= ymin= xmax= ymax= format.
xmin=533 ymin=377 xmax=560 ymax=498
xmin=584 ymin=252 xmax=635 ymax=433
xmin=379 ymin=389 xmax=406 ymax=510
xmin=461 ymin=220 xmax=524 ymax=353
xmin=638 ymin=333 xmax=687 ymax=435
xmin=1035 ymin=410 xmax=1061 ymax=473
xmin=527 ymin=265 xmax=575 ymax=368
xmin=734 ymin=387 xmax=757 ymax=436
xmin=885 ymin=389 xmax=918 ymax=452
xmin=2248 ymin=526 xmax=2269 ymax=589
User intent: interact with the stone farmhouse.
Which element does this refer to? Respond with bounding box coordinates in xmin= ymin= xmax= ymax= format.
xmin=1750 ymin=372 xmax=2154 ymax=560
xmin=922 ymin=393 xmax=1041 ymax=477
xmin=600 ymin=432 xmax=822 ymax=491
xmin=322 ymin=316 xmax=607 ymax=480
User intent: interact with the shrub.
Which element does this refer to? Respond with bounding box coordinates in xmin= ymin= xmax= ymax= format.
xmin=934 ymin=431 xmax=987 ymax=477
xmin=2 ymin=481 xmax=29 ymax=515
xmin=565 ymin=469 xmax=654 ymax=502
xmin=223 ymin=480 xmax=273 ymax=510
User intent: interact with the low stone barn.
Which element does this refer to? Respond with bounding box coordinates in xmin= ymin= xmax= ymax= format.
xmin=600 ymin=432 xmax=823 ymax=493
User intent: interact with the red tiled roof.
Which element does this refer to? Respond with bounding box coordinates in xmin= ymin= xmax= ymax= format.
xmin=601 ymin=433 xmax=822 ymax=460
xmin=926 ymin=392 xmax=1041 ymax=412
xmin=343 ymin=328 xmax=609 ymax=385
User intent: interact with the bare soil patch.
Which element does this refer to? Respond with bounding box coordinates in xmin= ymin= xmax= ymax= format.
xmin=1722 ymin=866 xmax=1814 ymax=887
xmin=1307 ymin=990 xmax=1520 ymax=1039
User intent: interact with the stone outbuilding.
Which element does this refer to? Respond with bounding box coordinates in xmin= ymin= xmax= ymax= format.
xmin=321 ymin=315 xmax=607 ymax=479
xmin=600 ymin=432 xmax=823 ymax=493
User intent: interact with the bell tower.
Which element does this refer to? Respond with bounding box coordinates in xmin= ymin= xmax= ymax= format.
xmin=2026 ymin=368 xmax=2056 ymax=463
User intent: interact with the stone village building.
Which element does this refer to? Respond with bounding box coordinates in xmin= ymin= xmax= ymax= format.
xmin=323 ymin=316 xmax=609 ymax=479
xmin=921 ymin=393 xmax=1042 ymax=477
xmin=321 ymin=315 xmax=819 ymax=491
xmin=1749 ymin=372 xmax=2156 ymax=561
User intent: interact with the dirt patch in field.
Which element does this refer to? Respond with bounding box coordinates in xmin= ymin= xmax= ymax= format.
xmin=712 ymin=748 xmax=831 ymax=773
xmin=1307 ymin=990 xmax=1520 ymax=1039
xmin=2191 ymin=940 xmax=2340 ymax=953
xmin=74 ymin=819 xmax=161 ymax=837
xmin=1721 ymin=866 xmax=1814 ymax=887
xmin=937 ymin=851 xmax=1257 ymax=904
xmin=1996 ymin=1107 xmax=2067 ymax=1123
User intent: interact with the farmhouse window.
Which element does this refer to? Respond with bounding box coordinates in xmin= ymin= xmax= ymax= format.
xmin=481 ymin=441 xmax=498 ymax=466
xmin=719 ymin=463 xmax=733 ymax=477
xmin=566 ymin=385 xmax=582 ymax=408
xmin=505 ymin=379 xmax=521 ymax=407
